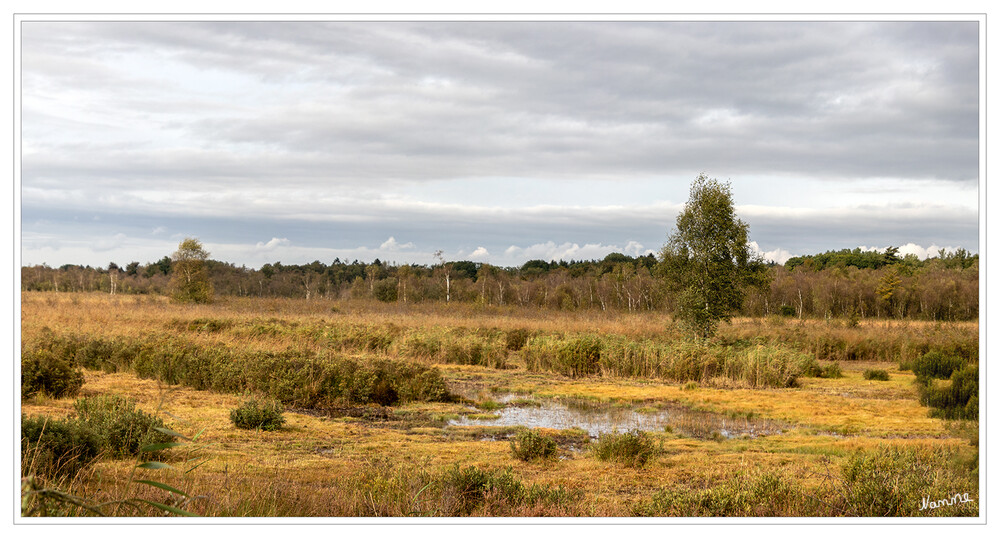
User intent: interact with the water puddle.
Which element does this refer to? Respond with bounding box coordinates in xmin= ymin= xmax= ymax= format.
xmin=447 ymin=392 xmax=785 ymax=440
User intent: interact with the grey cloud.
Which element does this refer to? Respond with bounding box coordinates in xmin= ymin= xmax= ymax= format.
xmin=23 ymin=21 xmax=979 ymax=189
xmin=19 ymin=20 xmax=980 ymax=269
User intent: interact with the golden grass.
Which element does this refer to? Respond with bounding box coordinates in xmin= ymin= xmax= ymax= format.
xmin=19 ymin=292 xmax=979 ymax=517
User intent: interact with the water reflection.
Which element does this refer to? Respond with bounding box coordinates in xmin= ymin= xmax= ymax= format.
xmin=448 ymin=393 xmax=785 ymax=439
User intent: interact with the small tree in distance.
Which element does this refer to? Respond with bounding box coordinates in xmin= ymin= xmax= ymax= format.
xmin=170 ymin=238 xmax=214 ymax=303
xmin=660 ymin=174 xmax=770 ymax=338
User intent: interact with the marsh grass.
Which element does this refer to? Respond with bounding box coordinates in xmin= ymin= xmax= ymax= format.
xmin=18 ymin=293 xmax=980 ymax=518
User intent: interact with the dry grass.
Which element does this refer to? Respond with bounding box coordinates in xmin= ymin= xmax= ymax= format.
xmin=19 ymin=292 xmax=978 ymax=517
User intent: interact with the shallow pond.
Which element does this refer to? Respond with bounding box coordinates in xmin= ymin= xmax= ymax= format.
xmin=447 ymin=392 xmax=785 ymax=439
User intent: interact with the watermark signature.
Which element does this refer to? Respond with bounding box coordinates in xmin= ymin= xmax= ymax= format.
xmin=919 ymin=492 xmax=975 ymax=511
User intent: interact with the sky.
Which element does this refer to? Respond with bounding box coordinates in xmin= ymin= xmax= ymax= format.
xmin=19 ymin=19 xmax=982 ymax=269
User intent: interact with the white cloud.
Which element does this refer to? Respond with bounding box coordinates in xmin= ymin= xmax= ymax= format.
xmin=749 ymin=241 xmax=793 ymax=265
xmin=255 ymin=237 xmax=289 ymax=251
xmin=469 ymin=246 xmax=490 ymax=260
xmin=379 ymin=236 xmax=415 ymax=251
xmin=502 ymin=240 xmax=655 ymax=264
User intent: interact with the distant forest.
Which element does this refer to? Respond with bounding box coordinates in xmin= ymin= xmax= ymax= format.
xmin=21 ymin=247 xmax=978 ymax=321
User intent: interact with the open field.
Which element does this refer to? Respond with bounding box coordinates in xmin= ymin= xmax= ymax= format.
xmin=20 ymin=292 xmax=979 ymax=517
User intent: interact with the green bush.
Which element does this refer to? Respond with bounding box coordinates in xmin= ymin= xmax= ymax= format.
xmin=863 ymin=369 xmax=890 ymax=381
xmin=920 ymin=365 xmax=978 ymax=420
xmin=230 ymin=398 xmax=286 ymax=431
xmin=510 ymin=429 xmax=557 ymax=461
xmin=439 ymin=464 xmax=574 ymax=516
xmin=21 ymin=349 xmax=84 ymax=399
xmin=24 ymin=333 xmax=452 ymax=409
xmin=21 ymin=414 xmax=101 ymax=478
xmin=591 ymin=430 xmax=657 ymax=467
xmin=73 ymin=395 xmax=171 ymax=458
xmin=910 ymin=351 xmax=966 ymax=381
xmin=803 ymin=360 xmax=843 ymax=379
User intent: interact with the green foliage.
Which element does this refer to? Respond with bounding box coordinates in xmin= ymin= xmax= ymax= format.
xmin=73 ymin=395 xmax=172 ymax=458
xmin=230 ymin=398 xmax=286 ymax=431
xmin=645 ymin=470 xmax=799 ymax=517
xmin=170 ymin=238 xmax=214 ymax=303
xmin=591 ymin=430 xmax=657 ymax=467
xmin=863 ymin=369 xmax=890 ymax=381
xmin=786 ymin=247 xmax=901 ymax=271
xmin=509 ymin=429 xmax=558 ymax=461
xmin=439 ymin=464 xmax=575 ymax=516
xmin=910 ymin=350 xmax=966 ymax=380
xmin=21 ymin=414 xmax=101 ymax=478
xmin=660 ymin=174 xmax=770 ymax=338
xmin=21 ymin=349 xmax=84 ymax=399
xmin=29 ymin=332 xmax=451 ymax=409
xmin=839 ymin=445 xmax=977 ymax=516
xmin=920 ymin=365 xmax=978 ymax=420
xmin=372 ymin=278 xmax=398 ymax=302
xmin=802 ymin=361 xmax=843 ymax=379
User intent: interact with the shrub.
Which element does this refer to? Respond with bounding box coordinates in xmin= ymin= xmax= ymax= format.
xmin=73 ymin=395 xmax=171 ymax=458
xmin=779 ymin=305 xmax=797 ymax=317
xmin=910 ymin=351 xmax=966 ymax=381
xmin=920 ymin=365 xmax=978 ymax=420
xmin=802 ymin=360 xmax=843 ymax=379
xmin=439 ymin=464 xmax=574 ymax=516
xmin=863 ymin=369 xmax=890 ymax=381
xmin=645 ymin=470 xmax=800 ymax=517
xmin=510 ymin=429 xmax=557 ymax=461
xmin=24 ymin=333 xmax=452 ymax=409
xmin=591 ymin=430 xmax=657 ymax=467
xmin=838 ymin=445 xmax=977 ymax=517
xmin=230 ymin=398 xmax=286 ymax=431
xmin=504 ymin=328 xmax=531 ymax=351
xmin=21 ymin=349 xmax=84 ymax=399
xmin=21 ymin=414 xmax=100 ymax=478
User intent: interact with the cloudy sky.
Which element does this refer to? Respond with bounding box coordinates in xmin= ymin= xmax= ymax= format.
xmin=19 ymin=19 xmax=981 ymax=269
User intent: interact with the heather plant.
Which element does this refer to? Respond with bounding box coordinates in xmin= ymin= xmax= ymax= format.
xmin=509 ymin=429 xmax=557 ymax=461
xmin=591 ymin=430 xmax=658 ymax=467
xmin=230 ymin=398 xmax=286 ymax=431
xmin=21 ymin=349 xmax=84 ymax=399
xmin=73 ymin=395 xmax=172 ymax=458
xmin=863 ymin=369 xmax=890 ymax=381
xmin=21 ymin=414 xmax=101 ymax=479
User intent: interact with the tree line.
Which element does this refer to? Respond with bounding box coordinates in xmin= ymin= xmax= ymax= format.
xmin=21 ymin=243 xmax=977 ymax=321
xmin=20 ymin=175 xmax=979 ymax=325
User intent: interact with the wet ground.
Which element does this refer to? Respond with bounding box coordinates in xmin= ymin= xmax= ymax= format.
xmin=447 ymin=391 xmax=787 ymax=439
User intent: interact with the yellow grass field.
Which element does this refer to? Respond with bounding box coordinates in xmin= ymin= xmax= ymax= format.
xmin=19 ymin=292 xmax=979 ymax=518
